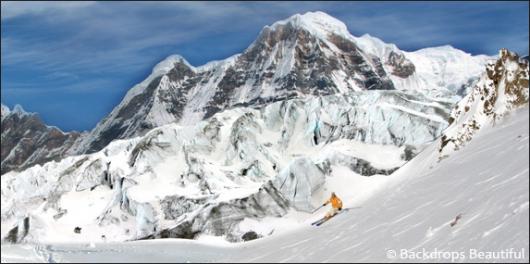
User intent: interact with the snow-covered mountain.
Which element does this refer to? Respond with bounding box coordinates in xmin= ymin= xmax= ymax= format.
xmin=71 ymin=11 xmax=491 ymax=155
xmin=1 ymin=12 xmax=490 ymax=175
xmin=0 ymin=104 xmax=83 ymax=175
xmin=4 ymin=11 xmax=522 ymax=250
xmin=2 ymin=95 xmax=528 ymax=263
xmin=439 ymin=49 xmax=529 ymax=157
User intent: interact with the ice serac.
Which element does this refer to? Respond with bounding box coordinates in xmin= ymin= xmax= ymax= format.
xmin=274 ymin=157 xmax=326 ymax=212
xmin=1 ymin=87 xmax=451 ymax=243
xmin=439 ymin=49 xmax=529 ymax=157
xmin=0 ymin=104 xmax=83 ymax=175
xmin=73 ymin=11 xmax=491 ymax=155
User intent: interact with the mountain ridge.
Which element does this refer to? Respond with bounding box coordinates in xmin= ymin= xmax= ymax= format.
xmin=70 ymin=11 xmax=492 ymax=155
xmin=1 ymin=11 xmax=493 ymax=175
xmin=0 ymin=103 xmax=83 ymax=175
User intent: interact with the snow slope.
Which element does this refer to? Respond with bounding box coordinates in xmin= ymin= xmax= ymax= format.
xmin=227 ymin=107 xmax=529 ymax=263
xmin=2 ymin=106 xmax=527 ymax=263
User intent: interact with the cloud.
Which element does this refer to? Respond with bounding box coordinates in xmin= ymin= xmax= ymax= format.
xmin=1 ymin=1 xmax=96 ymax=20
xmin=1 ymin=2 xmax=264 ymax=75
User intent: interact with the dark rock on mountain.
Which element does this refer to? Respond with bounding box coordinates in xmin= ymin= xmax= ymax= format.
xmin=1 ymin=105 xmax=82 ymax=175
xmin=386 ymin=51 xmax=416 ymax=78
xmin=439 ymin=48 xmax=529 ymax=156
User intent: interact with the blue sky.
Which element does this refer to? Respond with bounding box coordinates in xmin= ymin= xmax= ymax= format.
xmin=1 ymin=1 xmax=529 ymax=131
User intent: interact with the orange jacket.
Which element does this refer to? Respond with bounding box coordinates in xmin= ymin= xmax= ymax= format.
xmin=325 ymin=195 xmax=343 ymax=209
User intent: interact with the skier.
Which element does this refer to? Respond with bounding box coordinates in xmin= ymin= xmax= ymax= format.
xmin=322 ymin=192 xmax=343 ymax=219
xmin=311 ymin=192 xmax=344 ymax=226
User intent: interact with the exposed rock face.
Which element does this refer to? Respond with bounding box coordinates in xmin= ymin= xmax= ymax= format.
xmin=3 ymin=216 xmax=29 ymax=243
xmin=1 ymin=104 xmax=82 ymax=175
xmin=439 ymin=49 xmax=529 ymax=157
xmin=386 ymin=51 xmax=416 ymax=78
xmin=241 ymin=231 xmax=259 ymax=241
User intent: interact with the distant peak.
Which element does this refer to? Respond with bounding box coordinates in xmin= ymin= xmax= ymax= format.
xmin=414 ymin=44 xmax=471 ymax=57
xmin=438 ymin=44 xmax=458 ymax=51
xmin=1 ymin=103 xmax=33 ymax=118
xmin=13 ymin=104 xmax=31 ymax=115
xmin=153 ymin=54 xmax=194 ymax=74
xmin=498 ymin=48 xmax=519 ymax=60
xmin=269 ymin=11 xmax=350 ymax=38
xmin=1 ymin=103 xmax=10 ymax=118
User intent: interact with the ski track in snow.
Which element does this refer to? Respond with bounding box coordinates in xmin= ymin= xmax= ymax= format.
xmin=2 ymin=107 xmax=528 ymax=263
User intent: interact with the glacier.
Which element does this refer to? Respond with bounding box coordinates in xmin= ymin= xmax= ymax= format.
xmin=1 ymin=90 xmax=452 ymax=244
xmin=2 ymin=104 xmax=528 ymax=263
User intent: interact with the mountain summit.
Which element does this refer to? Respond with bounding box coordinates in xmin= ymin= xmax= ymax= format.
xmin=70 ymin=11 xmax=490 ymax=155
xmin=0 ymin=12 xmax=491 ymax=175
xmin=0 ymin=12 xmax=490 ymax=176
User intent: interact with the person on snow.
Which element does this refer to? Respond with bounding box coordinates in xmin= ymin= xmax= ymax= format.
xmin=322 ymin=192 xmax=343 ymax=219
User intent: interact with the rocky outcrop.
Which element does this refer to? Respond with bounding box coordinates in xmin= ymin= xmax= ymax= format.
xmin=1 ymin=104 xmax=82 ymax=175
xmin=439 ymin=49 xmax=529 ymax=157
xmin=386 ymin=51 xmax=416 ymax=78
xmin=3 ymin=216 xmax=30 ymax=243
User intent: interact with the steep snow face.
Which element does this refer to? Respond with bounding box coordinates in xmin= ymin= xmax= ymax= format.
xmin=1 ymin=90 xmax=450 ymax=244
xmin=0 ymin=104 xmax=83 ymax=175
xmin=439 ymin=49 xmax=529 ymax=157
xmin=355 ymin=34 xmax=492 ymax=100
xmin=404 ymin=45 xmax=492 ymax=98
xmin=71 ymin=11 xmax=490 ymax=155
